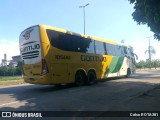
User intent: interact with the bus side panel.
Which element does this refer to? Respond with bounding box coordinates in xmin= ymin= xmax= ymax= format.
xmin=106 ymin=56 xmax=123 ymax=73
xmin=67 ymin=52 xmax=89 ymax=83
xmin=101 ymin=55 xmax=113 ymax=79
xmin=51 ymin=63 xmax=68 ymax=84
xmin=68 ymin=54 xmax=113 ymax=82
xmin=47 ymin=47 xmax=70 ymax=84
xmin=119 ymin=57 xmax=129 ymax=76
xmin=105 ymin=56 xmax=124 ymax=77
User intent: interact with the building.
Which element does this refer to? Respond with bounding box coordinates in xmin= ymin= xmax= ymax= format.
xmin=1 ymin=53 xmax=7 ymax=67
xmin=8 ymin=55 xmax=21 ymax=68
xmin=1 ymin=54 xmax=21 ymax=68
xmin=12 ymin=55 xmax=21 ymax=63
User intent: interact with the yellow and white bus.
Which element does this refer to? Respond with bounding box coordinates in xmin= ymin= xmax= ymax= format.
xmin=19 ymin=25 xmax=136 ymax=86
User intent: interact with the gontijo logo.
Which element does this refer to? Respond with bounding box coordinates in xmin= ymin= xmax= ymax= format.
xmin=23 ymin=29 xmax=33 ymax=40
xmin=20 ymin=43 xmax=40 ymax=53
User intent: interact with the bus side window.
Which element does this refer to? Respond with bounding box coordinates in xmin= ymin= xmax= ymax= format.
xmin=114 ymin=46 xmax=122 ymax=57
xmin=120 ymin=46 xmax=125 ymax=57
xmin=46 ymin=29 xmax=65 ymax=50
xmin=124 ymin=47 xmax=128 ymax=57
xmin=95 ymin=41 xmax=105 ymax=54
xmin=74 ymin=36 xmax=94 ymax=53
xmin=70 ymin=34 xmax=83 ymax=52
xmin=106 ymin=43 xmax=115 ymax=56
xmin=86 ymin=39 xmax=95 ymax=54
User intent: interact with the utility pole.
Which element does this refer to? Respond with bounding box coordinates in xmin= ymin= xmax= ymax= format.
xmin=79 ymin=3 xmax=89 ymax=35
xmin=147 ymin=36 xmax=151 ymax=69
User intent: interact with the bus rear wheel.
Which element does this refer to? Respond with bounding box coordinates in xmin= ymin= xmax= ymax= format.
xmin=86 ymin=71 xmax=96 ymax=85
xmin=75 ymin=71 xmax=86 ymax=86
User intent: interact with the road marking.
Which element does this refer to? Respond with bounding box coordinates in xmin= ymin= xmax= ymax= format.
xmin=0 ymin=98 xmax=35 ymax=107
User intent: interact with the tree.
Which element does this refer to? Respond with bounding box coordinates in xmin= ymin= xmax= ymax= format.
xmin=0 ymin=61 xmax=22 ymax=76
xmin=144 ymin=45 xmax=156 ymax=68
xmin=145 ymin=46 xmax=156 ymax=61
xmin=152 ymin=59 xmax=160 ymax=69
xmin=136 ymin=59 xmax=160 ymax=69
xmin=128 ymin=0 xmax=160 ymax=40
xmin=136 ymin=60 xmax=146 ymax=69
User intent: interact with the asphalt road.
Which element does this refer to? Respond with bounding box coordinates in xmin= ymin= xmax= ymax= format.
xmin=0 ymin=69 xmax=160 ymax=119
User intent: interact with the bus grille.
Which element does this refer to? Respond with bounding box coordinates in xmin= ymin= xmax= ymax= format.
xmin=22 ymin=51 xmax=39 ymax=59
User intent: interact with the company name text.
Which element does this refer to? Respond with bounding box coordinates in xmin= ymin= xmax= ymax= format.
xmin=21 ymin=44 xmax=40 ymax=53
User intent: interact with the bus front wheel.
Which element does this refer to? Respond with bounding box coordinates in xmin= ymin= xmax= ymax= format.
xmin=125 ymin=68 xmax=131 ymax=78
xmin=75 ymin=71 xmax=86 ymax=86
xmin=86 ymin=71 xmax=97 ymax=85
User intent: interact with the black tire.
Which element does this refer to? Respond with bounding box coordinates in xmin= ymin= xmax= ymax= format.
xmin=75 ymin=71 xmax=86 ymax=86
xmin=86 ymin=71 xmax=96 ymax=85
xmin=54 ymin=84 xmax=62 ymax=87
xmin=125 ymin=68 xmax=131 ymax=78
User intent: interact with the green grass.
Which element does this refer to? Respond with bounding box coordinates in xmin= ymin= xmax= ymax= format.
xmin=0 ymin=76 xmax=22 ymax=81
xmin=0 ymin=76 xmax=26 ymax=86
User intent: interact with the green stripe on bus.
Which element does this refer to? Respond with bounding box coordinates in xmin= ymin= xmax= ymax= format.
xmin=106 ymin=56 xmax=124 ymax=73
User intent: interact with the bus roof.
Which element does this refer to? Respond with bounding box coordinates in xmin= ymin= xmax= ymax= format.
xmin=41 ymin=25 xmax=119 ymax=45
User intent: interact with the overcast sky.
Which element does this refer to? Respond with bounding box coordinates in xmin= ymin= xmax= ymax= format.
xmin=0 ymin=0 xmax=160 ymax=62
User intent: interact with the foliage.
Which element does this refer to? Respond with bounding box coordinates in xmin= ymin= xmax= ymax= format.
xmin=0 ymin=62 xmax=22 ymax=76
xmin=136 ymin=60 xmax=146 ymax=69
xmin=145 ymin=46 xmax=156 ymax=57
xmin=128 ymin=0 xmax=160 ymax=40
xmin=144 ymin=46 xmax=156 ymax=67
xmin=136 ymin=59 xmax=160 ymax=69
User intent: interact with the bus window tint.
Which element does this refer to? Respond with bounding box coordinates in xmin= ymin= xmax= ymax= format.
xmin=114 ymin=46 xmax=122 ymax=56
xmin=46 ymin=29 xmax=93 ymax=53
xmin=124 ymin=46 xmax=128 ymax=57
xmin=106 ymin=43 xmax=115 ymax=56
xmin=64 ymin=33 xmax=83 ymax=52
xmin=120 ymin=46 xmax=125 ymax=57
xmin=46 ymin=29 xmax=64 ymax=50
xmin=86 ymin=40 xmax=95 ymax=54
xmin=77 ymin=38 xmax=93 ymax=53
xmin=95 ymin=41 xmax=105 ymax=54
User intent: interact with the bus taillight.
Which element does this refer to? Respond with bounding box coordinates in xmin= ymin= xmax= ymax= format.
xmin=41 ymin=59 xmax=48 ymax=75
